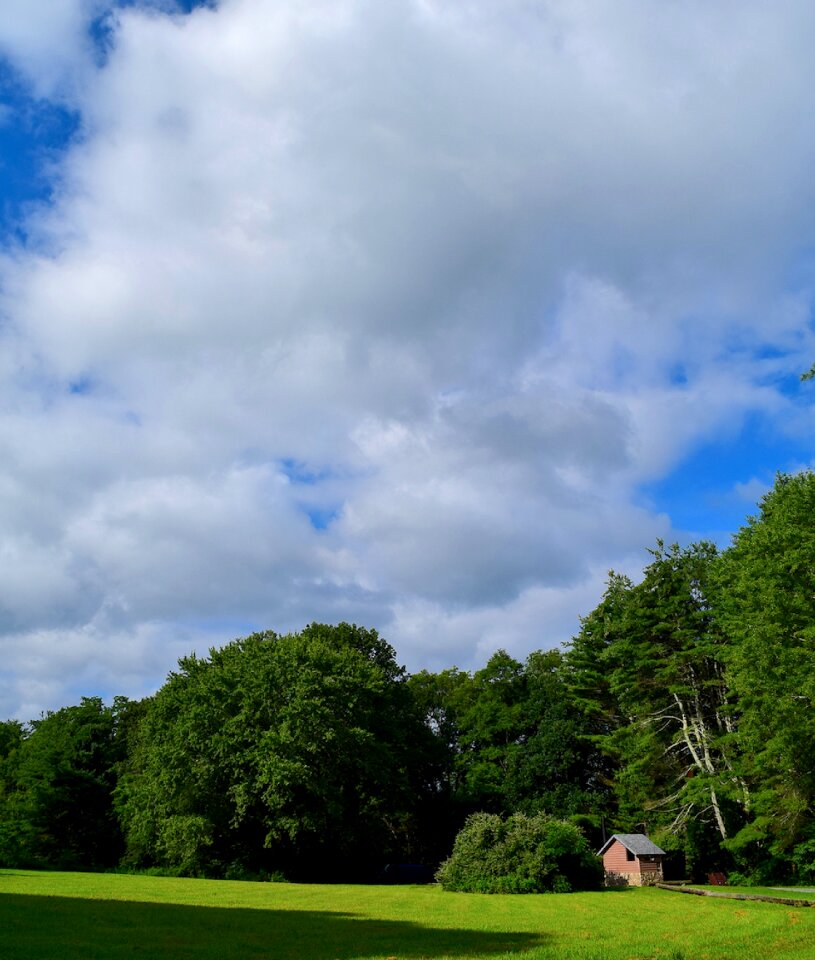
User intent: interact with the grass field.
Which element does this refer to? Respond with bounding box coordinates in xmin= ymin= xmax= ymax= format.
xmin=1 ymin=870 xmax=814 ymax=960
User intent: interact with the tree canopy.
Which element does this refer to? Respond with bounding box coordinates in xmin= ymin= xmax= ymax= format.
xmin=116 ymin=623 xmax=435 ymax=880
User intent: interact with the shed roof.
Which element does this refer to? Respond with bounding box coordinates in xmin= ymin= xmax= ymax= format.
xmin=597 ymin=833 xmax=666 ymax=857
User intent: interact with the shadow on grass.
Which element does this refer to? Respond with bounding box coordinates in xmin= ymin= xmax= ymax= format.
xmin=0 ymin=893 xmax=547 ymax=960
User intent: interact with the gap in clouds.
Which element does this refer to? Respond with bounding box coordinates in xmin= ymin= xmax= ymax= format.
xmin=640 ymin=349 xmax=815 ymax=539
xmin=639 ymin=425 xmax=803 ymax=542
xmin=0 ymin=64 xmax=80 ymax=244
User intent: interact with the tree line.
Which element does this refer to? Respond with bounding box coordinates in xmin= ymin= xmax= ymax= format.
xmin=0 ymin=471 xmax=814 ymax=884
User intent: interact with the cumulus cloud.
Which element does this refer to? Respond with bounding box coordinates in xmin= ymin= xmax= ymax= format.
xmin=0 ymin=0 xmax=107 ymax=98
xmin=0 ymin=0 xmax=814 ymax=717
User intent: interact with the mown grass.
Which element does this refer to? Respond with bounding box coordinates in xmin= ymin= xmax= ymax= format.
xmin=1 ymin=869 xmax=814 ymax=960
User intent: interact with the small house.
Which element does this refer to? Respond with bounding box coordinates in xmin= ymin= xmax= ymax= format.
xmin=597 ymin=834 xmax=666 ymax=886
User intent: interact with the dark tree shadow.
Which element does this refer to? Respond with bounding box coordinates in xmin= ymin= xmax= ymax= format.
xmin=0 ymin=893 xmax=547 ymax=960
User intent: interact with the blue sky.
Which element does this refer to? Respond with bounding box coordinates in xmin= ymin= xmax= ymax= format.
xmin=0 ymin=0 xmax=813 ymax=719
xmin=0 ymin=78 xmax=76 ymax=242
xmin=641 ymin=413 xmax=805 ymax=536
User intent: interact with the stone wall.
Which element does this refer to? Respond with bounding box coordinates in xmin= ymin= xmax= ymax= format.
xmin=604 ymin=867 xmax=664 ymax=887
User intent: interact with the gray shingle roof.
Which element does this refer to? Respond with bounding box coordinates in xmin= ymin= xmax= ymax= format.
xmin=597 ymin=833 xmax=666 ymax=857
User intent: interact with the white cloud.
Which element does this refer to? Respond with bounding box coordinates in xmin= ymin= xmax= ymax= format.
xmin=0 ymin=0 xmax=814 ymax=717
xmin=733 ymin=476 xmax=773 ymax=505
xmin=0 ymin=0 xmax=105 ymax=98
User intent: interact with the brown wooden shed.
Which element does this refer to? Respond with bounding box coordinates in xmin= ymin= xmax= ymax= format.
xmin=597 ymin=834 xmax=666 ymax=886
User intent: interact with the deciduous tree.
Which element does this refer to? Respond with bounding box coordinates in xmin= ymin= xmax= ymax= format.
xmin=118 ymin=623 xmax=434 ymax=879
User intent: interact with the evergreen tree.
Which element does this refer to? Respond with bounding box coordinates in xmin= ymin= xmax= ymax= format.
xmin=715 ymin=471 xmax=815 ymax=877
xmin=567 ymin=544 xmax=746 ymax=876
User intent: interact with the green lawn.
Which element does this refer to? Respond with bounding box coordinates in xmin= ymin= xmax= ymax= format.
xmin=1 ymin=869 xmax=813 ymax=960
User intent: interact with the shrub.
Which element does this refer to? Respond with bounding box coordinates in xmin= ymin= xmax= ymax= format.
xmin=435 ymin=811 xmax=602 ymax=893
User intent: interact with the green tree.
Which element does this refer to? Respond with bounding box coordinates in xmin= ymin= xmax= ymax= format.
xmin=452 ymin=651 xmax=527 ymax=814
xmin=715 ymin=471 xmax=815 ymax=874
xmin=506 ymin=650 xmax=606 ymax=822
xmin=567 ymin=545 xmax=746 ymax=876
xmin=614 ymin=544 xmax=744 ymax=839
xmin=407 ymin=667 xmax=470 ymax=779
xmin=410 ymin=651 xmax=608 ymax=844
xmin=0 ymin=720 xmax=23 ymax=762
xmin=118 ymin=623 xmax=434 ymax=879
xmin=0 ymin=698 xmax=122 ymax=869
xmin=0 ymin=719 xmax=26 ymax=866
xmin=406 ymin=666 xmax=471 ymax=860
xmin=565 ymin=572 xmax=632 ymax=742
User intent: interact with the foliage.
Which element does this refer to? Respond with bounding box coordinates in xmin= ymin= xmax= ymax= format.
xmin=714 ymin=471 xmax=815 ymax=864
xmin=451 ymin=652 xmax=528 ymax=813
xmin=435 ymin=811 xmax=602 ymax=893
xmin=566 ymin=543 xmax=748 ymax=877
xmin=116 ymin=622 xmax=435 ymax=879
xmin=506 ymin=650 xmax=604 ymax=821
xmin=0 ymin=698 xmax=123 ymax=869
xmin=410 ymin=649 xmax=607 ymax=842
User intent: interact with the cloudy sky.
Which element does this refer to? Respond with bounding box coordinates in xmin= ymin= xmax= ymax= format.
xmin=0 ymin=0 xmax=813 ymax=720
